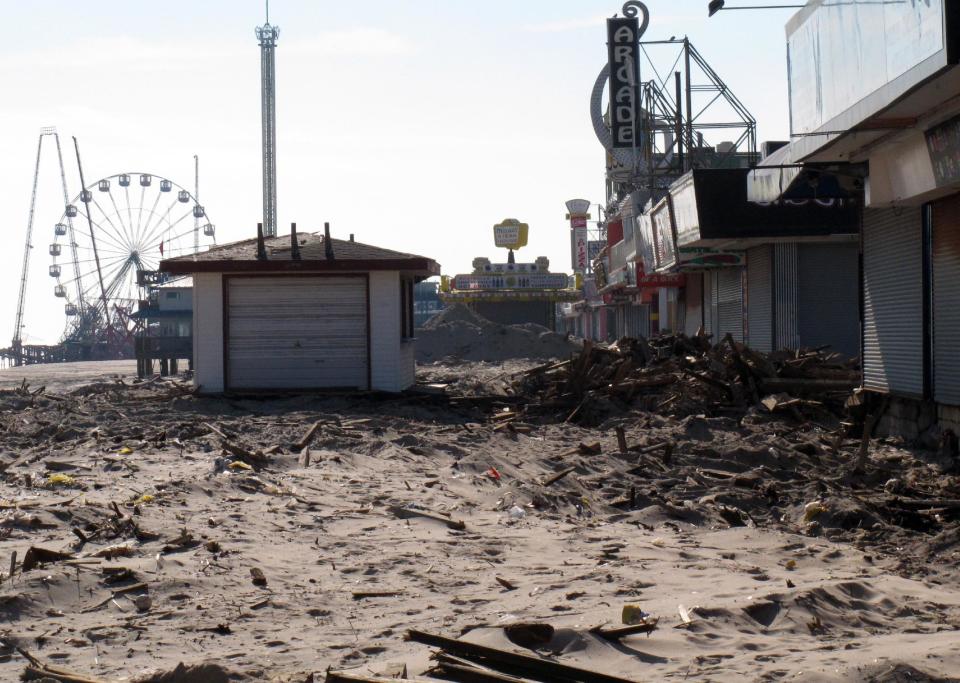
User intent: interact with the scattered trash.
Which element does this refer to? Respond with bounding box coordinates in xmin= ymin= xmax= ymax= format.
xmin=621 ymin=604 xmax=650 ymax=625
xmin=803 ymin=501 xmax=828 ymax=523
xmin=46 ymin=473 xmax=76 ymax=487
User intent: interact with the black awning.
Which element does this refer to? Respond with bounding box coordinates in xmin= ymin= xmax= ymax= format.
xmin=746 ymin=143 xmax=865 ymax=203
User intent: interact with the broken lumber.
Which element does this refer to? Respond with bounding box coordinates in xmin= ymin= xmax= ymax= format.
xmin=432 ymin=654 xmax=540 ymax=683
xmin=589 ymin=618 xmax=659 ymax=641
xmin=221 ymin=439 xmax=268 ymax=469
xmin=18 ymin=647 xmax=109 ymax=683
xmin=352 ymin=590 xmax=404 ymax=600
xmin=615 ymin=426 xmax=628 ymax=455
xmin=389 ymin=505 xmax=466 ymax=531
xmin=540 ymin=467 xmax=577 ymax=487
xmin=406 ymin=629 xmax=640 ymax=683
xmin=325 ymin=672 xmax=434 ymax=683
xmin=294 ymin=421 xmax=323 ymax=450
xmin=21 ymin=546 xmax=73 ymax=572
xmin=761 ymin=378 xmax=857 ymax=393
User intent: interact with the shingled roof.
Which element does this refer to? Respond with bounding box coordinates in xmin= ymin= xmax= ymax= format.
xmin=160 ymin=232 xmax=440 ymax=276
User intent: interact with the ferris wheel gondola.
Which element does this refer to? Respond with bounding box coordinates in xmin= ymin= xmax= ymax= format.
xmin=49 ymin=172 xmax=216 ymax=335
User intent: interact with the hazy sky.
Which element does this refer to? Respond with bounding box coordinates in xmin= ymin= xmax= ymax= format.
xmin=1 ymin=0 xmax=796 ymax=344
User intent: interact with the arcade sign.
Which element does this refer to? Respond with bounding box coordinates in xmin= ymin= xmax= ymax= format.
xmin=607 ymin=15 xmax=642 ymax=149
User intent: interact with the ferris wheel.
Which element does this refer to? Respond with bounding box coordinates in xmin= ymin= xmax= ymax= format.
xmin=48 ymin=172 xmax=216 ymax=323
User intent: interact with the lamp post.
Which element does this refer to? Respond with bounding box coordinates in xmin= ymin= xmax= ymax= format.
xmin=708 ymin=1 xmax=804 ymax=16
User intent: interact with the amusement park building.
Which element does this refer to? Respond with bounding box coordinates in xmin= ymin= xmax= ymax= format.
xmin=159 ymin=229 xmax=439 ymax=393
xmin=748 ymin=1 xmax=960 ymax=438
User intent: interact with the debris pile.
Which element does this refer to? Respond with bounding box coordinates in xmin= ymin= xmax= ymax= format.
xmin=416 ymin=305 xmax=580 ymax=363
xmin=1 ymin=358 xmax=959 ymax=681
xmin=514 ymin=333 xmax=860 ymax=425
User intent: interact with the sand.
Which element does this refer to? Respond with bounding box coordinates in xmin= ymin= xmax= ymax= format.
xmin=0 ymin=360 xmax=957 ymax=682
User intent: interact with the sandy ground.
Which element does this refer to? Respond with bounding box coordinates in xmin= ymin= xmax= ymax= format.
xmin=0 ymin=360 xmax=137 ymax=392
xmin=0 ymin=360 xmax=957 ymax=682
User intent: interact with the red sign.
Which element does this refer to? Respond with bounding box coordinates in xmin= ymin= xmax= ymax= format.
xmin=635 ymin=262 xmax=685 ymax=288
xmin=570 ymin=216 xmax=588 ymax=229
xmin=607 ymin=219 xmax=623 ymax=246
xmin=638 ymin=273 xmax=686 ymax=287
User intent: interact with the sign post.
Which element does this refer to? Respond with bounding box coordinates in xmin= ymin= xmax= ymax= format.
xmin=566 ymin=199 xmax=592 ymax=274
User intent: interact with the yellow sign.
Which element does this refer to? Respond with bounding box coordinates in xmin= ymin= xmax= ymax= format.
xmin=493 ymin=219 xmax=529 ymax=250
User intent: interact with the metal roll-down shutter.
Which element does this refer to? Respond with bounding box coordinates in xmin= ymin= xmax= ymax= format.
xmin=797 ymin=243 xmax=859 ymax=358
xmin=684 ymin=272 xmax=703 ymax=337
xmin=862 ymin=208 xmax=923 ymax=396
xmin=717 ymin=267 xmax=744 ymax=343
xmin=226 ymin=276 xmax=368 ymax=390
xmin=747 ymin=246 xmax=773 ymax=352
xmin=933 ymin=195 xmax=960 ymax=405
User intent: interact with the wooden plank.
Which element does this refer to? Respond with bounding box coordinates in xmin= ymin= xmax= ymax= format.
xmin=540 ymin=467 xmax=577 ymax=487
xmin=405 ymin=629 xmax=639 ymax=683
xmin=325 ymin=672 xmax=435 ymax=683
xmin=389 ymin=506 xmax=465 ymax=531
xmin=294 ymin=421 xmax=323 ymax=450
xmin=589 ymin=618 xmax=659 ymax=641
xmin=615 ymin=427 xmax=628 ymax=455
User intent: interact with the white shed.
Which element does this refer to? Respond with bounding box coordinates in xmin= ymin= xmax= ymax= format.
xmin=159 ymin=230 xmax=439 ymax=393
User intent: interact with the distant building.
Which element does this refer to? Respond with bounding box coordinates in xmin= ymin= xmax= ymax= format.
xmin=159 ymin=230 xmax=439 ymax=393
xmin=133 ymin=275 xmax=193 ymax=378
xmin=441 ymin=256 xmax=579 ymax=330
xmin=413 ymin=280 xmax=444 ymax=329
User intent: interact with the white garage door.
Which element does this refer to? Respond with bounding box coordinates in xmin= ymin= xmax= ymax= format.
xmin=227 ymin=276 xmax=368 ymax=390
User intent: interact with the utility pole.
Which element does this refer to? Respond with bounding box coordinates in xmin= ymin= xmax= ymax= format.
xmin=684 ymin=37 xmax=693 ymax=171
xmin=194 ymin=154 xmax=200 ymax=253
xmin=256 ymin=0 xmax=280 ymax=238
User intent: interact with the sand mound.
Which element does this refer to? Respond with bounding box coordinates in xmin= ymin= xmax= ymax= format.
xmin=416 ymin=305 xmax=580 ymax=362
xmin=136 ymin=663 xmax=238 ymax=683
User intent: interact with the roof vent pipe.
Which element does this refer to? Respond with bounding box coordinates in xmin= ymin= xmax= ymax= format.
xmin=349 ymin=233 xmax=354 ymax=242
xmin=324 ymin=222 xmax=335 ymax=260
xmin=290 ymin=222 xmax=301 ymax=260
xmin=256 ymin=223 xmax=267 ymax=260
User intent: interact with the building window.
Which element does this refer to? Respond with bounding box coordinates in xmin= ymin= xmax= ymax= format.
xmin=165 ymin=291 xmax=179 ymax=300
xmin=401 ymin=278 xmax=415 ymax=340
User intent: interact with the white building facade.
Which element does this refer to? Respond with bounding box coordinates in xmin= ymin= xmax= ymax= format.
xmin=160 ymin=231 xmax=439 ymax=393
